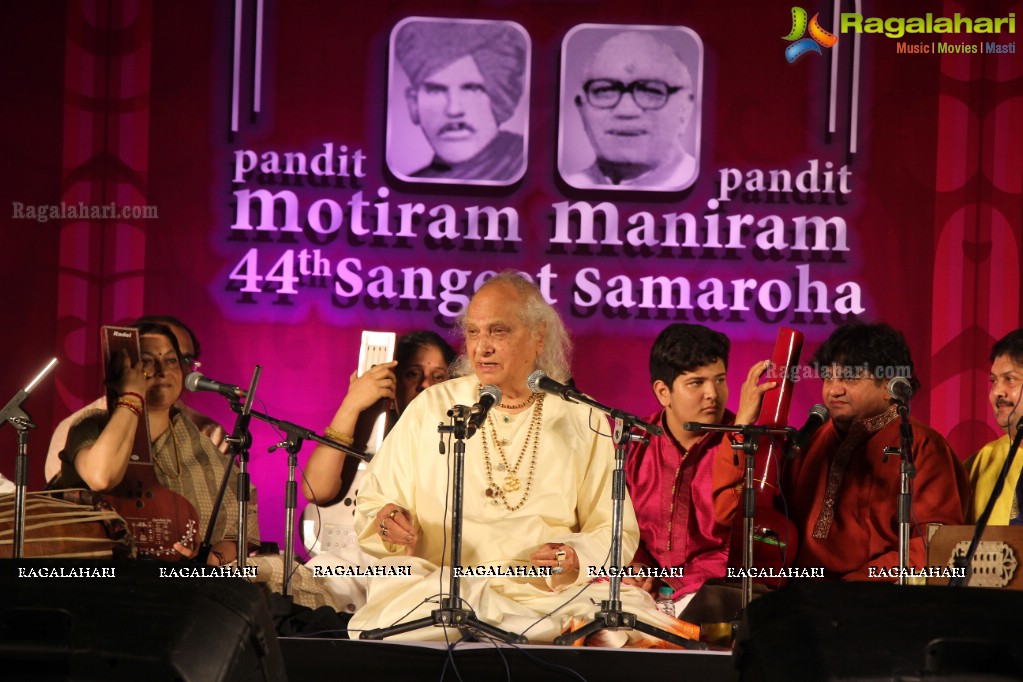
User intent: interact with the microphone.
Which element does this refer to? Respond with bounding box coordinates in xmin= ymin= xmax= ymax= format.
xmin=888 ymin=376 xmax=914 ymax=404
xmin=467 ymin=385 xmax=502 ymax=431
xmin=526 ymin=369 xmax=577 ymax=402
xmin=526 ymin=369 xmax=662 ymax=436
xmin=786 ymin=404 xmax=830 ymax=460
xmin=185 ymin=372 xmax=244 ymax=400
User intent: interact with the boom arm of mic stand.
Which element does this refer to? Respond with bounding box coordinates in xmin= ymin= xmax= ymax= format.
xmin=685 ymin=420 xmax=792 ymax=612
xmin=684 ymin=422 xmax=794 ymax=470
xmin=559 ymin=389 xmax=662 ymax=436
xmin=238 ymin=405 xmax=372 ymax=463
xmin=0 ymin=391 xmax=30 ymax=429
xmin=684 ymin=421 xmax=794 ymax=437
xmin=229 ymin=403 xmax=370 ymax=596
xmin=2 ymin=357 xmax=57 ymax=559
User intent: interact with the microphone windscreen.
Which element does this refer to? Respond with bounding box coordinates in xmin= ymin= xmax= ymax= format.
xmin=184 ymin=372 xmax=203 ymax=392
xmin=809 ymin=403 xmax=830 ymax=423
xmin=887 ymin=376 xmax=913 ymax=401
xmin=526 ymin=369 xmax=546 ymax=393
xmin=479 ymin=384 xmax=502 ymax=403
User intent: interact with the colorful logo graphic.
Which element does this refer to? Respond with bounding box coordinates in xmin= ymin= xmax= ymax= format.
xmin=783 ymin=7 xmax=838 ymax=62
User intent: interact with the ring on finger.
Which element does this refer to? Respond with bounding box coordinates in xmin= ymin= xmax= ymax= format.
xmin=388 ymin=509 xmax=399 ymax=520
xmin=381 ymin=527 xmax=389 ymax=537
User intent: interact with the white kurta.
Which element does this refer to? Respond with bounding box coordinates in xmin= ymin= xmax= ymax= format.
xmin=350 ymin=375 xmax=675 ymax=643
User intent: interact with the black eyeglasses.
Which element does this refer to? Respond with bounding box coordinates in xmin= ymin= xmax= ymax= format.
xmin=582 ymin=79 xmax=686 ymax=111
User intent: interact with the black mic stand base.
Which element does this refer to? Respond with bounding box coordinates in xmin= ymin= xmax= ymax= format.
xmin=360 ymin=416 xmax=525 ymax=645
xmin=360 ymin=597 xmax=527 ymax=644
xmin=553 ymin=414 xmax=705 ymax=651
xmin=553 ymin=600 xmax=704 ymax=649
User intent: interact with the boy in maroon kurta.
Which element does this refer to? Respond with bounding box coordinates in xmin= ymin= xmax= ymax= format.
xmin=625 ymin=324 xmax=776 ymax=613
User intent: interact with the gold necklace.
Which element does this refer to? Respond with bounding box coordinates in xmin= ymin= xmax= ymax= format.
xmin=482 ymin=394 xmax=543 ymax=511
xmin=498 ymin=394 xmax=535 ymax=410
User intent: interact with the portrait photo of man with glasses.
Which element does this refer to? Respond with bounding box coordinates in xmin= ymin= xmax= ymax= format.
xmin=559 ymin=25 xmax=703 ymax=192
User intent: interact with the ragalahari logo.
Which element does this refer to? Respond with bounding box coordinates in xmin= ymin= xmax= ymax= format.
xmin=784 ymin=7 xmax=838 ymax=62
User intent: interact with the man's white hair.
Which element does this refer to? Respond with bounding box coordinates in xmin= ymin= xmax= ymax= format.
xmin=450 ymin=271 xmax=573 ymax=383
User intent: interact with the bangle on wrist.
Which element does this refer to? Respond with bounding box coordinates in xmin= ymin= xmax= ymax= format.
xmin=121 ymin=391 xmax=145 ymax=407
xmin=115 ymin=400 xmax=143 ymax=418
xmin=324 ymin=426 xmax=354 ymax=446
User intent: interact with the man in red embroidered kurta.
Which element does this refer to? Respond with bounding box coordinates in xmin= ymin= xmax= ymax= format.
xmin=713 ymin=322 xmax=968 ymax=580
xmin=626 ymin=325 xmax=776 ymax=611
xmin=778 ymin=408 xmax=967 ymax=578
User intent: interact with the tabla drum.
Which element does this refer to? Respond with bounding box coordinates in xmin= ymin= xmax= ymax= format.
xmin=0 ymin=489 xmax=135 ymax=559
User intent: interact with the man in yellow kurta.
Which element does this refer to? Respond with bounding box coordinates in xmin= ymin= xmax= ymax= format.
xmin=966 ymin=329 xmax=1023 ymax=523
xmin=348 ymin=273 xmax=677 ymax=643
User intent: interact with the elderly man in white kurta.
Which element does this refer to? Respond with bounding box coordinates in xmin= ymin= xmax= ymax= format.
xmin=349 ymin=273 xmax=682 ymax=643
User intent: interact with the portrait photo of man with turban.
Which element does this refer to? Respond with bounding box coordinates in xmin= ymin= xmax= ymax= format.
xmin=387 ymin=17 xmax=530 ymax=185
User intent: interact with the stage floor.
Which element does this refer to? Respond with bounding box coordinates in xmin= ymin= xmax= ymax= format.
xmin=279 ymin=637 xmax=737 ymax=681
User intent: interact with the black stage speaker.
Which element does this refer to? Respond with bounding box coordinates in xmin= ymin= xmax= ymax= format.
xmin=735 ymin=581 xmax=1023 ymax=681
xmin=0 ymin=559 xmax=287 ymax=681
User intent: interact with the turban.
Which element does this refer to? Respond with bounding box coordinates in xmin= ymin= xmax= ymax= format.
xmin=395 ymin=20 xmax=527 ymax=125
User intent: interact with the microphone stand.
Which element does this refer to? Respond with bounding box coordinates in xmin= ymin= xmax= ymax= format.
xmin=554 ymin=402 xmax=703 ymax=649
xmin=882 ymin=400 xmax=915 ymax=586
xmin=244 ymin=403 xmax=372 ymax=596
xmin=1 ymin=358 xmax=58 ymax=559
xmin=195 ymin=366 xmax=260 ymax=571
xmin=685 ymin=421 xmax=793 ymax=612
xmin=6 ymin=414 xmax=35 ymax=561
xmin=950 ymin=415 xmax=1023 ymax=587
xmin=235 ymin=366 xmax=259 ymax=573
xmin=361 ymin=410 xmax=525 ymax=643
